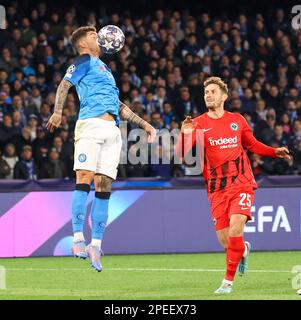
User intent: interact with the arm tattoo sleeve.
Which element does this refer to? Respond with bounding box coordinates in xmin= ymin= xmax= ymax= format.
xmin=53 ymin=80 xmax=73 ymax=115
xmin=119 ymin=100 xmax=147 ymax=129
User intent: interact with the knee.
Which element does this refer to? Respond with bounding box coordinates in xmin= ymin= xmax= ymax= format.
xmin=229 ymin=225 xmax=244 ymax=237
xmin=76 ymin=170 xmax=94 ymax=185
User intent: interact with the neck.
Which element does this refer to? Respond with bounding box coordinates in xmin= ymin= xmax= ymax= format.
xmin=79 ymin=49 xmax=99 ymax=58
xmin=207 ymin=105 xmax=225 ymax=119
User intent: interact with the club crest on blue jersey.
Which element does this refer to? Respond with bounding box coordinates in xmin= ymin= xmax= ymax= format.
xmin=230 ymin=122 xmax=239 ymax=131
xmin=78 ymin=153 xmax=87 ymax=162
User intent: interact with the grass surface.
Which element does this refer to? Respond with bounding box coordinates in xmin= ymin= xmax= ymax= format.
xmin=0 ymin=251 xmax=300 ymax=300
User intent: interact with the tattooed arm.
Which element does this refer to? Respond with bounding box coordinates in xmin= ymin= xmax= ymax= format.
xmin=119 ymin=100 xmax=156 ymax=143
xmin=119 ymin=100 xmax=147 ymax=128
xmin=46 ymin=80 xmax=73 ymax=132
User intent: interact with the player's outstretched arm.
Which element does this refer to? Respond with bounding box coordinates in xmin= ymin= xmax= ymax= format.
xmin=46 ymin=80 xmax=73 ymax=132
xmin=119 ymin=100 xmax=156 ymax=143
xmin=242 ymin=116 xmax=291 ymax=160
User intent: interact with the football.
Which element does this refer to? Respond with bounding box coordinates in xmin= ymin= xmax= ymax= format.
xmin=97 ymin=25 xmax=125 ymax=54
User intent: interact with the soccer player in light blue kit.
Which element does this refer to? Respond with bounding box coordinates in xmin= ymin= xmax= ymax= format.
xmin=46 ymin=26 xmax=156 ymax=272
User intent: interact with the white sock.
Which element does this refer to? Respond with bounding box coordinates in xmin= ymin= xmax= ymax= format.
xmin=74 ymin=232 xmax=84 ymax=242
xmin=243 ymin=243 xmax=248 ymax=258
xmin=91 ymin=239 xmax=102 ymax=249
xmin=222 ymin=279 xmax=233 ymax=286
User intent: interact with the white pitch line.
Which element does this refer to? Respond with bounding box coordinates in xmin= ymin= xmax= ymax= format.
xmin=3 ymin=267 xmax=292 ymax=273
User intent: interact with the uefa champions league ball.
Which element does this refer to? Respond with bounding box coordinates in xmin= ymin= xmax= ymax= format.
xmin=97 ymin=25 xmax=125 ymax=54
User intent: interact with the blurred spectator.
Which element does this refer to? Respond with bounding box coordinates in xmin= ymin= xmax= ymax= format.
xmin=39 ymin=148 xmax=68 ymax=179
xmin=13 ymin=145 xmax=38 ymax=179
xmin=0 ymin=114 xmax=18 ymax=149
xmin=11 ymin=126 xmax=32 ymax=156
xmin=143 ymin=90 xmax=160 ymax=114
xmin=272 ymin=124 xmax=290 ymax=147
xmin=11 ymin=95 xmax=27 ymax=125
xmin=174 ymin=87 xmax=198 ymax=119
xmin=241 ymin=88 xmax=256 ymax=114
xmin=0 ymin=149 xmax=11 ymax=179
xmin=154 ymin=86 xmax=168 ymax=113
xmin=150 ymin=111 xmax=164 ymax=129
xmin=31 ymin=87 xmax=42 ymax=111
xmin=19 ymin=57 xmax=36 ymax=77
xmin=27 ymin=114 xmax=39 ymax=140
xmin=280 ymin=113 xmax=292 ymax=135
xmin=162 ymin=102 xmax=177 ymax=129
xmin=255 ymin=99 xmax=268 ymax=122
xmin=2 ymin=143 xmax=18 ymax=179
xmin=260 ymin=115 xmax=276 ymax=144
xmin=12 ymin=110 xmax=23 ymax=134
xmin=250 ymin=153 xmax=273 ymax=176
xmin=281 ymin=156 xmax=298 ymax=175
xmin=291 ymin=120 xmax=301 ymax=146
xmin=0 ymin=49 xmax=18 ymax=73
xmin=32 ymin=126 xmax=51 ymax=165
xmin=37 ymin=101 xmax=51 ymax=126
xmin=229 ymin=98 xmax=242 ymax=113
xmin=266 ymin=86 xmax=282 ymax=111
xmin=20 ymin=18 xmax=37 ymax=46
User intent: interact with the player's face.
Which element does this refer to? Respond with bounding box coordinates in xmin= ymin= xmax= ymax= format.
xmin=85 ymin=31 xmax=101 ymax=56
xmin=204 ymin=84 xmax=227 ymax=110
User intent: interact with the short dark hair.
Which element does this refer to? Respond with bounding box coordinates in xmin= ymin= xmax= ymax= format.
xmin=71 ymin=26 xmax=96 ymax=49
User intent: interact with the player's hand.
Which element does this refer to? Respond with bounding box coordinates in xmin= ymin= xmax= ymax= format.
xmin=46 ymin=113 xmax=62 ymax=133
xmin=275 ymin=147 xmax=291 ymax=160
xmin=181 ymin=116 xmax=196 ymax=134
xmin=144 ymin=123 xmax=157 ymax=143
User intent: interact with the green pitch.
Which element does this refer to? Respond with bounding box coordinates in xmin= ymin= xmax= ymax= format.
xmin=0 ymin=251 xmax=300 ymax=300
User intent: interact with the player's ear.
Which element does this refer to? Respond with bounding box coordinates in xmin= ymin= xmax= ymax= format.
xmin=222 ymin=92 xmax=228 ymax=102
xmin=77 ymin=37 xmax=87 ymax=50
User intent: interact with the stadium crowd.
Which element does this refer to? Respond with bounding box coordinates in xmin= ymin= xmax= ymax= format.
xmin=0 ymin=1 xmax=300 ymax=179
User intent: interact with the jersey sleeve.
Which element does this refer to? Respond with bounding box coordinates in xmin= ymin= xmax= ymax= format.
xmin=241 ymin=115 xmax=276 ymax=157
xmin=63 ymin=54 xmax=90 ymax=86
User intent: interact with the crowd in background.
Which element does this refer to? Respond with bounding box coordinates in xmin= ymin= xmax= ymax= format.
xmin=0 ymin=1 xmax=300 ymax=179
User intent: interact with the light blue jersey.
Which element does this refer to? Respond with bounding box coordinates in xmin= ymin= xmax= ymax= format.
xmin=63 ymin=54 xmax=119 ymax=124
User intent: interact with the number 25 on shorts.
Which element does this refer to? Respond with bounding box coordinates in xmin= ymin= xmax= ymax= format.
xmin=238 ymin=193 xmax=252 ymax=210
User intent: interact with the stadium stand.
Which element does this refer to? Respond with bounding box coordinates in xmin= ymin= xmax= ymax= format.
xmin=0 ymin=0 xmax=300 ymax=179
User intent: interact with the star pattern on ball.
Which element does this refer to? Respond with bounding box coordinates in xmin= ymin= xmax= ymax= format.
xmin=103 ymin=41 xmax=114 ymax=50
xmin=98 ymin=25 xmax=125 ymax=54
xmin=114 ymin=31 xmax=124 ymax=43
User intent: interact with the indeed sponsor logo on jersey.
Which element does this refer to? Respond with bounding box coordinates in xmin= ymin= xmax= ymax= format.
xmin=208 ymin=136 xmax=238 ymax=148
